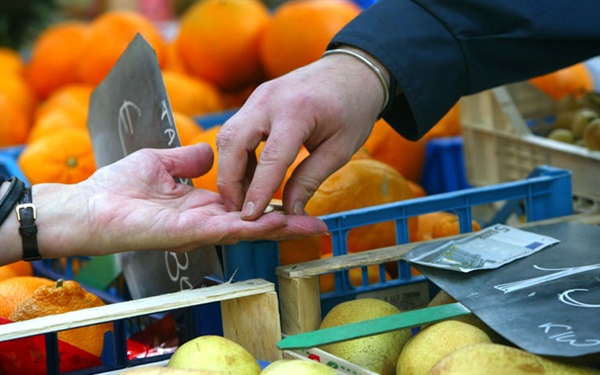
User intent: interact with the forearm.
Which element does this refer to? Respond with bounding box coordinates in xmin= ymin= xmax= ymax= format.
xmin=0 ymin=182 xmax=92 ymax=265
xmin=332 ymin=0 xmax=600 ymax=139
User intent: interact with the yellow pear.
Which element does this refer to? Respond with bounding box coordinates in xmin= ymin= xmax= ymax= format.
xmin=168 ymin=335 xmax=261 ymax=375
xmin=430 ymin=343 xmax=599 ymax=375
xmin=119 ymin=366 xmax=225 ymax=374
xmin=319 ymin=298 xmax=411 ymax=375
xmin=260 ymin=359 xmax=337 ymax=374
xmin=396 ymin=320 xmax=491 ymax=375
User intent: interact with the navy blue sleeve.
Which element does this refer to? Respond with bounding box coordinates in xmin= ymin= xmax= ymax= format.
xmin=329 ymin=0 xmax=600 ymax=140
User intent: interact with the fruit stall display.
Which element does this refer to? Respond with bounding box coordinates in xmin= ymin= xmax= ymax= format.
xmin=1 ymin=0 xmax=599 ymax=373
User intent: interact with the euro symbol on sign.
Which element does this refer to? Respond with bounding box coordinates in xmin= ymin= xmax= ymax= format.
xmin=118 ymin=100 xmax=142 ymax=157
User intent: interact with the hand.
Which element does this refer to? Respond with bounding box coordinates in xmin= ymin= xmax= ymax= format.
xmin=2 ymin=144 xmax=327 ymax=264
xmin=217 ymin=49 xmax=387 ymax=220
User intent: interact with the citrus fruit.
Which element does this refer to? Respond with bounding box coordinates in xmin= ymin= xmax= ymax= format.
xmin=530 ymin=62 xmax=594 ymax=100
xmin=190 ymin=125 xmax=220 ymax=192
xmin=279 ymin=235 xmax=322 ymax=266
xmin=305 ymin=158 xmax=417 ymax=254
xmin=9 ymin=279 xmax=113 ymax=357
xmin=260 ymin=0 xmax=360 ymax=79
xmin=425 ymin=103 xmax=461 ymax=138
xmin=162 ymin=70 xmax=224 ymax=116
xmin=0 ymin=92 xmax=30 ymax=147
xmin=412 ymin=211 xmax=482 ymax=242
xmin=0 ymin=261 xmax=33 ymax=281
xmin=25 ymin=21 xmax=90 ymax=99
xmin=173 ymin=111 xmax=203 ymax=146
xmin=0 ymin=71 xmax=37 ymax=121
xmin=273 ymin=146 xmax=310 ymax=200
xmin=77 ymin=10 xmax=165 ymax=86
xmin=175 ymin=0 xmax=270 ymax=91
xmin=0 ymin=47 xmax=24 ymax=75
xmin=363 ymin=118 xmax=429 ymax=182
xmin=0 ymin=276 xmax=53 ymax=318
xmin=18 ymin=127 xmax=96 ymax=185
xmin=28 ymin=106 xmax=88 ymax=144
xmin=33 ymin=83 xmax=93 ymax=123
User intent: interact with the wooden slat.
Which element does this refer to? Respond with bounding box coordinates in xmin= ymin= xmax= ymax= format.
xmin=276 ymin=213 xmax=600 ymax=279
xmin=221 ymin=291 xmax=283 ymax=362
xmin=278 ymin=276 xmax=321 ymax=335
xmin=0 ymin=278 xmax=274 ymax=342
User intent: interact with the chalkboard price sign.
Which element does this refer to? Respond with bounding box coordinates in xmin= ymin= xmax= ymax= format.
xmin=414 ymin=222 xmax=600 ymax=358
xmin=87 ymin=34 xmax=223 ymax=299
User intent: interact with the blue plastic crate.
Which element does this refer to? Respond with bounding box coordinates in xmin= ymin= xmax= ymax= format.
xmin=222 ymin=165 xmax=573 ymax=316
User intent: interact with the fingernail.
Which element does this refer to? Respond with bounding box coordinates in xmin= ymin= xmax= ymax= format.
xmin=293 ymin=201 xmax=305 ymax=216
xmin=242 ymin=201 xmax=255 ymax=218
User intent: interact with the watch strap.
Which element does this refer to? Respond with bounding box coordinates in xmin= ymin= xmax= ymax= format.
xmin=0 ymin=176 xmax=25 ymax=225
xmin=16 ymin=187 xmax=41 ymax=261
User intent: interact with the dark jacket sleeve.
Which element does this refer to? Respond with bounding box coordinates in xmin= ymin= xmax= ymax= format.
xmin=329 ymin=0 xmax=600 ymax=140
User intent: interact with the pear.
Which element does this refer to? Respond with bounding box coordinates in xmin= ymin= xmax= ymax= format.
xmin=260 ymin=359 xmax=337 ymax=374
xmin=396 ymin=320 xmax=491 ymax=375
xmin=119 ymin=366 xmax=225 ymax=374
xmin=168 ymin=335 xmax=261 ymax=375
xmin=319 ymin=298 xmax=411 ymax=375
xmin=548 ymin=128 xmax=575 ymax=144
xmin=583 ymin=118 xmax=600 ymax=151
xmin=430 ymin=343 xmax=599 ymax=375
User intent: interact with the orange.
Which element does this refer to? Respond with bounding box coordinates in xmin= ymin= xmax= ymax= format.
xmin=0 ymin=92 xmax=30 ymax=147
xmin=174 ymin=111 xmax=203 ymax=146
xmin=529 ymin=62 xmax=594 ymax=100
xmin=279 ymin=235 xmax=322 ymax=266
xmin=162 ymin=39 xmax=189 ymax=74
xmin=0 ymin=71 xmax=37 ymax=121
xmin=25 ymin=21 xmax=90 ymax=99
xmin=425 ymin=103 xmax=461 ymax=139
xmin=163 ymin=70 xmax=224 ymax=116
xmin=10 ymin=279 xmax=113 ymax=357
xmin=407 ymin=180 xmax=427 ymax=198
xmin=0 ymin=276 xmax=53 ymax=318
xmin=0 ymin=261 xmax=33 ymax=281
xmin=0 ymin=47 xmax=24 ymax=75
xmin=363 ymin=118 xmax=429 ymax=183
xmin=305 ymin=158 xmax=417 ymax=254
xmin=260 ymin=0 xmax=360 ymax=79
xmin=175 ymin=0 xmax=270 ymax=91
xmin=34 ymin=83 xmax=93 ymax=122
xmin=27 ymin=107 xmax=88 ymax=144
xmin=273 ymin=146 xmax=310 ymax=200
xmin=77 ymin=10 xmax=165 ymax=86
xmin=411 ymin=211 xmax=482 ymax=242
xmin=190 ymin=125 xmax=220 ymax=192
xmin=319 ymin=253 xmax=391 ymax=293
xmin=18 ymin=127 xmax=96 ymax=185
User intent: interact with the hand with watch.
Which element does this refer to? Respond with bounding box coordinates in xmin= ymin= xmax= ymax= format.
xmin=0 ymin=143 xmax=328 ymax=266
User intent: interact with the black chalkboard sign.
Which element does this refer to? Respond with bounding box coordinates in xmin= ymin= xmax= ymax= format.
xmin=414 ymin=222 xmax=600 ymax=357
xmin=87 ymin=34 xmax=223 ymax=299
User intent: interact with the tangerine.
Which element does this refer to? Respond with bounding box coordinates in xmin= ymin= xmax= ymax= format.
xmin=412 ymin=211 xmax=481 ymax=242
xmin=190 ymin=125 xmax=220 ymax=192
xmin=0 ymin=92 xmax=30 ymax=147
xmin=0 ymin=71 xmax=37 ymax=121
xmin=77 ymin=10 xmax=165 ymax=86
xmin=173 ymin=111 xmax=203 ymax=147
xmin=0 ymin=276 xmax=53 ymax=318
xmin=529 ymin=62 xmax=594 ymax=100
xmin=363 ymin=118 xmax=429 ymax=182
xmin=305 ymin=158 xmax=417 ymax=254
xmin=260 ymin=0 xmax=360 ymax=79
xmin=175 ymin=0 xmax=270 ymax=91
xmin=0 ymin=47 xmax=24 ymax=75
xmin=27 ymin=107 xmax=88 ymax=144
xmin=0 ymin=261 xmax=33 ymax=281
xmin=25 ymin=21 xmax=90 ymax=99
xmin=10 ymin=279 xmax=113 ymax=357
xmin=18 ymin=127 xmax=96 ymax=185
xmin=279 ymin=235 xmax=322 ymax=266
xmin=34 ymin=83 xmax=93 ymax=122
xmin=163 ymin=70 xmax=224 ymax=116
xmin=425 ymin=103 xmax=461 ymax=139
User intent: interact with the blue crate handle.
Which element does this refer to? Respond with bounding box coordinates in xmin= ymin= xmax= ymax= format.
xmin=222 ymin=165 xmax=573 ymax=290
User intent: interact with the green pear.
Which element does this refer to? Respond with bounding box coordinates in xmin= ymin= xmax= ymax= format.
xmin=168 ymin=335 xmax=261 ymax=375
xmin=396 ymin=320 xmax=491 ymax=375
xmin=319 ymin=298 xmax=412 ymax=375
xmin=260 ymin=359 xmax=337 ymax=375
xmin=430 ymin=343 xmax=599 ymax=375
